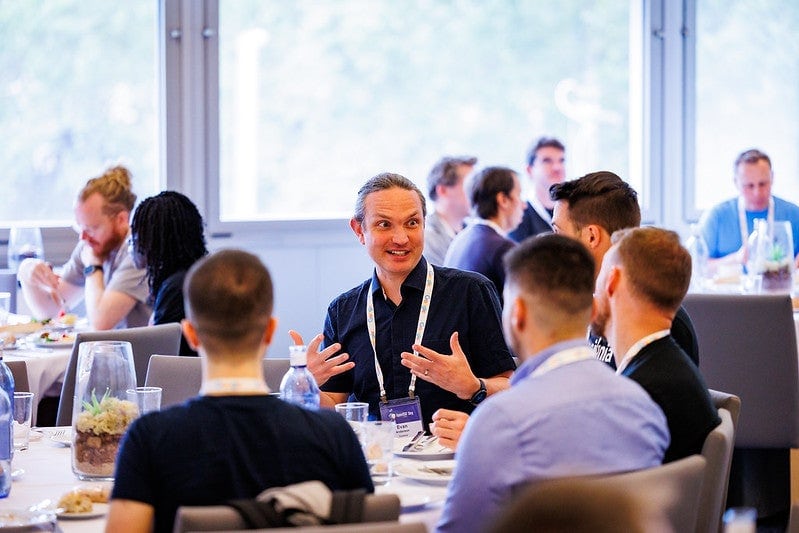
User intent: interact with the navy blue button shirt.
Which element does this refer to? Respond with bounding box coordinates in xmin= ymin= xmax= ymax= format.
xmin=322 ymin=257 xmax=516 ymax=425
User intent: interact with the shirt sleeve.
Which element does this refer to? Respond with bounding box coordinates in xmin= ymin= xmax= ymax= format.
xmin=436 ymin=401 xmax=522 ymax=532
xmin=320 ymin=299 xmax=355 ymax=393
xmin=60 ymin=242 xmax=87 ymax=287
xmin=107 ymin=252 xmax=150 ymax=304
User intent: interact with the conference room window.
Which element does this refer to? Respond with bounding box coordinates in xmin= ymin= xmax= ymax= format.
xmin=691 ymin=0 xmax=799 ymax=217
xmin=0 ymin=1 xmax=160 ymax=226
xmin=215 ymin=0 xmax=634 ymax=222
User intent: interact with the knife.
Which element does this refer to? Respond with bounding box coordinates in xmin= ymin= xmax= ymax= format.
xmin=401 ymin=430 xmax=426 ymax=452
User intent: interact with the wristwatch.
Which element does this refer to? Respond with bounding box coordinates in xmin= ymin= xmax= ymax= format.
xmin=469 ymin=378 xmax=487 ymax=406
xmin=83 ymin=264 xmax=103 ymax=276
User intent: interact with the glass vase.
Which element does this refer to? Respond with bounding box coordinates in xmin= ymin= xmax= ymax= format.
xmin=71 ymin=341 xmax=138 ymax=481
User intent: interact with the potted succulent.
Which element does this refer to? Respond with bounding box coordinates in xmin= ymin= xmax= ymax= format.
xmin=71 ymin=341 xmax=137 ymax=481
xmin=73 ymin=389 xmax=138 ymax=479
xmin=749 ymin=219 xmax=795 ymax=293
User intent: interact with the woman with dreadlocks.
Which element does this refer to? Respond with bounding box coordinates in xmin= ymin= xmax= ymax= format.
xmin=130 ymin=191 xmax=207 ymax=356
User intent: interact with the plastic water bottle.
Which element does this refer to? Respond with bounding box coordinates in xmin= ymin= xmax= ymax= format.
xmin=686 ymin=223 xmax=710 ymax=291
xmin=0 ymin=388 xmax=11 ymax=498
xmin=279 ymin=345 xmax=320 ymax=410
xmin=0 ymin=358 xmax=14 ymax=463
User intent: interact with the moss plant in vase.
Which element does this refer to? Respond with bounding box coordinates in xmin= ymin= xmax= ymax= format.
xmin=71 ymin=340 xmax=137 ymax=481
xmin=73 ymin=389 xmax=138 ymax=479
xmin=751 ymin=219 xmax=795 ymax=293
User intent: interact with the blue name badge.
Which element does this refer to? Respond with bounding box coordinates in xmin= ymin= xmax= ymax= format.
xmin=379 ymin=396 xmax=424 ymax=442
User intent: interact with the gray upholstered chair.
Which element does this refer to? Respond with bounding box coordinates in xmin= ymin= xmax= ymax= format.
xmin=696 ymin=408 xmax=736 ymax=533
xmin=683 ymin=293 xmax=798 ymax=521
xmin=708 ymin=389 xmax=741 ymax=432
xmin=55 ymin=323 xmax=182 ymax=425
xmin=146 ymin=355 xmax=290 ymax=408
xmin=683 ymin=293 xmax=799 ymax=448
xmin=173 ymin=493 xmax=402 ymax=532
xmin=499 ymin=455 xmax=707 ymax=533
xmin=5 ymin=360 xmax=29 ymax=392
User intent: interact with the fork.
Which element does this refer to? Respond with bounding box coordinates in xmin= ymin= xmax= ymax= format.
xmin=413 ymin=435 xmax=437 ymax=451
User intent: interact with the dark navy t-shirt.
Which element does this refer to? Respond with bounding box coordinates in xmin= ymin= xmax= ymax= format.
xmin=112 ymin=395 xmax=373 ymax=533
xmin=322 ymin=258 xmax=516 ymax=425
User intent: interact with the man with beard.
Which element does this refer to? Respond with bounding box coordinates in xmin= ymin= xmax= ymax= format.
xmin=592 ymin=227 xmax=719 ymax=462
xmin=549 ymin=171 xmax=699 ymax=368
xmin=18 ymin=165 xmax=150 ymax=329
xmin=435 ymin=234 xmax=668 ymax=533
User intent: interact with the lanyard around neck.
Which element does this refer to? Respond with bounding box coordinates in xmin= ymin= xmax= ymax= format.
xmin=738 ymin=196 xmax=774 ymax=248
xmin=530 ymin=346 xmax=594 ymax=378
xmin=615 ymin=330 xmax=670 ymax=375
xmin=367 ymin=262 xmax=435 ymax=402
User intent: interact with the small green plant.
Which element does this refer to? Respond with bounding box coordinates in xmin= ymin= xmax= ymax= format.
xmin=81 ymin=388 xmax=111 ymax=415
xmin=769 ymin=242 xmax=787 ymax=262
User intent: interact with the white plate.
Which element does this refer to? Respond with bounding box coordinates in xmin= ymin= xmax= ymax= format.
xmin=393 ymin=447 xmax=455 ymax=461
xmin=398 ymin=494 xmax=433 ymax=512
xmin=30 ymin=332 xmax=75 ymax=348
xmin=394 ymin=460 xmax=456 ymax=485
xmin=57 ymin=502 xmax=109 ymax=520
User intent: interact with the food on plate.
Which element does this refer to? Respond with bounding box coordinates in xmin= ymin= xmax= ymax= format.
xmin=57 ymin=313 xmax=79 ymax=326
xmin=37 ymin=331 xmax=75 ymax=344
xmin=58 ymin=491 xmax=93 ymax=514
xmin=74 ymin=390 xmax=138 ymax=477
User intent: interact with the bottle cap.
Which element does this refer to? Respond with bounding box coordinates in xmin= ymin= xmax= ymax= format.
xmin=289 ymin=345 xmax=308 ymax=366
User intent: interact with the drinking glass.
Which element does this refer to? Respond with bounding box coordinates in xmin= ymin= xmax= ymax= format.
xmin=12 ymin=392 xmax=34 ymax=451
xmin=126 ymin=386 xmax=162 ymax=416
xmin=359 ymin=420 xmax=395 ymax=480
xmin=7 ymin=227 xmax=44 ymax=272
xmin=0 ymin=292 xmax=10 ymax=327
xmin=722 ymin=507 xmax=756 ymax=533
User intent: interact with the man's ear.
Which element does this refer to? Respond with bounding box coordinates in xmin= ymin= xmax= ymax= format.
xmin=583 ymin=224 xmax=603 ymax=249
xmin=511 ymin=295 xmax=526 ymax=333
xmin=350 ymin=218 xmax=365 ymax=244
xmin=181 ymin=319 xmax=201 ymax=350
xmin=606 ymin=266 xmax=621 ymax=298
xmin=263 ymin=316 xmax=278 ymax=347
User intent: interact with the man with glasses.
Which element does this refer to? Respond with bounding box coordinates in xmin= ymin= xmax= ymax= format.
xmin=18 ymin=165 xmax=150 ymax=329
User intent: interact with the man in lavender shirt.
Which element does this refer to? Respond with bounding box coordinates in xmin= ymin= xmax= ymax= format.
xmin=436 ymin=234 xmax=669 ymax=533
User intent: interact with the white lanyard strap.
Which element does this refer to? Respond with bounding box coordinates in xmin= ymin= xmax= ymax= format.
xmin=530 ymin=347 xmax=595 ymax=378
xmin=738 ymin=196 xmax=774 ymax=249
xmin=615 ymin=330 xmax=670 ymax=374
xmin=367 ymin=263 xmax=435 ymax=402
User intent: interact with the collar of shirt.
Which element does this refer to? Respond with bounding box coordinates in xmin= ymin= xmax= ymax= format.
xmin=201 ymin=377 xmax=271 ymax=395
xmin=472 ymin=218 xmax=508 ymax=238
xmin=511 ymin=338 xmax=591 ymax=385
xmin=524 ymin=194 xmax=554 ymax=225
xmin=370 ymin=257 xmax=428 ymax=301
xmin=615 ymin=329 xmax=671 ymax=374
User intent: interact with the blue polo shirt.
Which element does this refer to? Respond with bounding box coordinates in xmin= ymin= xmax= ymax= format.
xmin=322 ymin=258 xmax=516 ymax=425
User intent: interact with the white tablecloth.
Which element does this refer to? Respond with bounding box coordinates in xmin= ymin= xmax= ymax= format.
xmin=0 ymin=429 xmax=447 ymax=532
xmin=4 ymin=346 xmax=71 ymax=426
xmin=0 ymin=430 xmax=105 ymax=532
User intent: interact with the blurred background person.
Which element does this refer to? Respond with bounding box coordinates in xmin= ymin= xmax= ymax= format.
xmin=18 ymin=165 xmax=150 ymax=329
xmin=699 ymin=148 xmax=799 ymax=271
xmin=509 ymin=136 xmax=566 ymax=242
xmin=444 ymin=166 xmax=525 ymax=300
xmin=424 ymin=156 xmax=477 ymax=265
xmin=130 ymin=191 xmax=208 ymax=357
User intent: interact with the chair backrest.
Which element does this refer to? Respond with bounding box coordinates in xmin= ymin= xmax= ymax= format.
xmin=696 ymin=408 xmax=736 ymax=533
xmin=499 ymin=455 xmax=706 ymax=533
xmin=5 ymin=360 xmax=29 ymax=392
xmin=708 ymin=389 xmax=741 ymax=431
xmin=173 ymin=493 xmax=401 ymax=533
xmin=0 ymin=269 xmax=17 ymax=314
xmin=55 ymin=323 xmax=182 ymax=425
xmin=682 ymin=293 xmax=799 ymax=448
xmin=146 ymin=355 xmax=292 ymax=408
